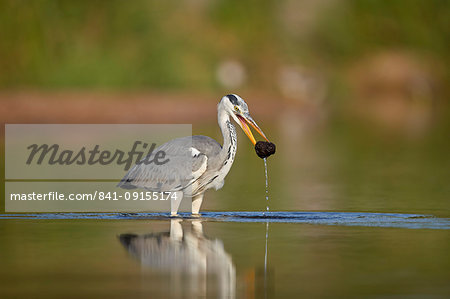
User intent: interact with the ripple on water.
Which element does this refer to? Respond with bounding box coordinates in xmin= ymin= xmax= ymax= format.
xmin=0 ymin=211 xmax=449 ymax=230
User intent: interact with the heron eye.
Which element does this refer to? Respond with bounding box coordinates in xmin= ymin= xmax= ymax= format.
xmin=234 ymin=106 xmax=239 ymax=111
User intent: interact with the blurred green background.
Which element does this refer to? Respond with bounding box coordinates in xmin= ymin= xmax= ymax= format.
xmin=0 ymin=0 xmax=448 ymax=91
xmin=0 ymin=0 xmax=449 ymax=215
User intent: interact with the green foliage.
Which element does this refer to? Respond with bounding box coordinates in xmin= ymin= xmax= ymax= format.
xmin=0 ymin=0 xmax=218 ymax=89
xmin=0 ymin=0 xmax=447 ymax=90
xmin=311 ymin=0 xmax=450 ymax=65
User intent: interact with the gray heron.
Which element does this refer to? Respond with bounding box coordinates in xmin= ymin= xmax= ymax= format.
xmin=118 ymin=94 xmax=269 ymax=216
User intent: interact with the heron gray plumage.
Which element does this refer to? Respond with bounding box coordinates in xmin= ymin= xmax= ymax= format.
xmin=117 ymin=94 xmax=269 ymax=216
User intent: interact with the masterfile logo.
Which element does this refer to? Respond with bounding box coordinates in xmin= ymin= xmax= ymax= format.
xmin=25 ymin=141 xmax=169 ymax=171
xmin=5 ymin=124 xmax=192 ymax=212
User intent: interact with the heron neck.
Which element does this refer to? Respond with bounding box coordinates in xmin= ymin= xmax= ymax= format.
xmin=218 ymin=106 xmax=237 ymax=160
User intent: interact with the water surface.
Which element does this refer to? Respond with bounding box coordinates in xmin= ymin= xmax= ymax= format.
xmin=1 ymin=124 xmax=449 ymax=297
xmin=0 ymin=214 xmax=449 ymax=298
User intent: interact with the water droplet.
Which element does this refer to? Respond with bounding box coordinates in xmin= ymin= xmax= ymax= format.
xmin=263 ymin=158 xmax=270 ymax=214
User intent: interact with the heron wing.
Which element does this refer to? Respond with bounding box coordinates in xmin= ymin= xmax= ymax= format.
xmin=117 ymin=136 xmax=208 ymax=192
xmin=192 ymin=135 xmax=222 ymax=157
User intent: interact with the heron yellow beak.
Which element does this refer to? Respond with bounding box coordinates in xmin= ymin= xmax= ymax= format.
xmin=236 ymin=114 xmax=269 ymax=145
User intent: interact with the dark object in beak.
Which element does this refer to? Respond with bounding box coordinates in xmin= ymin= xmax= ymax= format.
xmin=255 ymin=141 xmax=276 ymax=159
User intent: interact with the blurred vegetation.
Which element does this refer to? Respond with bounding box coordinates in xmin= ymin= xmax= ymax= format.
xmin=311 ymin=0 xmax=449 ymax=66
xmin=0 ymin=0 xmax=448 ymax=92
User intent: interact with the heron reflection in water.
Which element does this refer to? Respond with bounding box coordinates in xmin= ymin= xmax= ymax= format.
xmin=119 ymin=220 xmax=236 ymax=298
xmin=118 ymin=94 xmax=269 ymax=215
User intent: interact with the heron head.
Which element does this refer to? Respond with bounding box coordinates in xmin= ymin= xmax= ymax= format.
xmin=222 ymin=94 xmax=269 ymax=145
